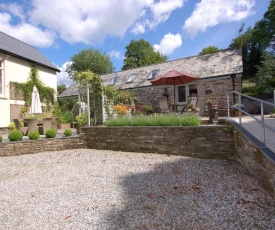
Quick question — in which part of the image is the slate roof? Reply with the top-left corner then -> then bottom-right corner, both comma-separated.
0,31 -> 60,72
58,48 -> 242,99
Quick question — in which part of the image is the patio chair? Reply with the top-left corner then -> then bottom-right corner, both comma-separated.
189,94 -> 198,107
13,119 -> 28,135
157,97 -> 172,113
51,117 -> 59,131
151,99 -> 160,113
42,118 -> 52,135
25,118 -> 38,135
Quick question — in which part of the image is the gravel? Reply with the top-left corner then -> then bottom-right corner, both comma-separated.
0,149 -> 274,229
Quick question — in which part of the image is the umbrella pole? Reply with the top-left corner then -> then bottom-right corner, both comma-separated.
174,83 -> 176,104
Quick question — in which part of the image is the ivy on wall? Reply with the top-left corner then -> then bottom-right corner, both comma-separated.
10,66 -> 55,112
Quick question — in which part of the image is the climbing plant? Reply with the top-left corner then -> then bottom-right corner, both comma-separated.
11,65 -> 55,107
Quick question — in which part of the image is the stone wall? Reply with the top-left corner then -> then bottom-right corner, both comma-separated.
198,76 -> 241,112
81,126 -> 235,159
129,76 -> 241,116
231,121 -> 275,197
0,136 -> 84,157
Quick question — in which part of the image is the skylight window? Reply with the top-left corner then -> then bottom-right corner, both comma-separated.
147,69 -> 159,80
109,76 -> 119,85
126,74 -> 137,83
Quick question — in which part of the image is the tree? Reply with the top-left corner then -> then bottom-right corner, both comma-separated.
57,84 -> 67,95
253,0 -> 275,52
122,39 -> 168,70
66,49 -> 114,80
199,46 -> 220,55
229,0 -> 275,81
230,27 -> 263,80
256,52 -> 275,95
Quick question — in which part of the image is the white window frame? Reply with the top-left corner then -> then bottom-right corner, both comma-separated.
109,76 -> 120,85
0,60 -> 4,97
126,74 -> 137,83
147,69 -> 159,80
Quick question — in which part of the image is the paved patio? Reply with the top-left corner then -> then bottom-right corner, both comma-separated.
231,115 -> 275,153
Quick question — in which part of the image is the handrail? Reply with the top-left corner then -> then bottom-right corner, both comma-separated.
227,91 -> 275,145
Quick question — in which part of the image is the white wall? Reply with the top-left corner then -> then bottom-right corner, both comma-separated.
0,53 -> 57,127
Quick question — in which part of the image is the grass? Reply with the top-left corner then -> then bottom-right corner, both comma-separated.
105,113 -> 201,126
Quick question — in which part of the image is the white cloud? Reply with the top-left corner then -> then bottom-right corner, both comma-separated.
131,23 -> 146,34
0,3 -> 25,20
56,62 -> 73,86
132,0 -> 186,33
183,0 -> 255,37
0,11 -> 55,47
154,33 -> 182,55
30,0 -> 152,44
109,50 -> 121,59
0,0 -> 187,46
149,0 -> 186,28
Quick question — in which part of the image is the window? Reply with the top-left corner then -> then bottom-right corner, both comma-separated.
109,76 -> 119,85
126,74 -> 137,83
188,84 -> 197,95
177,84 -> 198,103
177,85 -> 186,102
147,69 -> 159,80
0,60 -> 3,96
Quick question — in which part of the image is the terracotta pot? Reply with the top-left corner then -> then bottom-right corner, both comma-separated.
234,110 -> 240,117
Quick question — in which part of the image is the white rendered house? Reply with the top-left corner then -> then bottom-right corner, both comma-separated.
0,32 -> 60,128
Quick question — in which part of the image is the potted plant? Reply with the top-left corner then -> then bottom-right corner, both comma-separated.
60,112 -> 72,129
75,112 -> 88,134
141,105 -> 154,115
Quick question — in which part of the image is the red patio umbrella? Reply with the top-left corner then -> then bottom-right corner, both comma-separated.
150,70 -> 199,103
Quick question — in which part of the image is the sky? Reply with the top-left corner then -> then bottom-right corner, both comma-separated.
0,0 -> 270,86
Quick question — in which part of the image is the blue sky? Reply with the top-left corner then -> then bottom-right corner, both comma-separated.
0,0 -> 270,86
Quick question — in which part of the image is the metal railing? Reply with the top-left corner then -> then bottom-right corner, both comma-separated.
227,91 -> 275,145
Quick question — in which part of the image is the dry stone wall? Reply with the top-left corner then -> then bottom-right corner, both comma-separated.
0,136 -> 84,157
81,126 -> 235,159
231,122 -> 275,197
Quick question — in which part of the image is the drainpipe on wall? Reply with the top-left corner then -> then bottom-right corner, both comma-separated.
231,74 -> 236,104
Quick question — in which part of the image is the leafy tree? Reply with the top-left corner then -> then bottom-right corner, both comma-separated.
229,0 -> 275,81
256,52 -> 275,95
199,46 -> 220,55
230,27 -> 264,81
57,84 -> 67,95
75,71 -> 103,125
66,49 -> 114,80
253,0 -> 275,52
122,39 -> 168,70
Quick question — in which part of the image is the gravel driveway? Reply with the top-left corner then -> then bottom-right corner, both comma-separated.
0,149 -> 274,229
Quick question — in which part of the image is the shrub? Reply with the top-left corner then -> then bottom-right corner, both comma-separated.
63,112 -> 73,123
64,129 -> 72,136
45,129 -> 57,138
8,122 -> 15,130
75,112 -> 88,127
112,104 -> 129,116
105,114 -> 200,126
141,105 -> 154,115
0,135 -> 2,143
28,131 -> 40,140
8,130 -> 23,141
